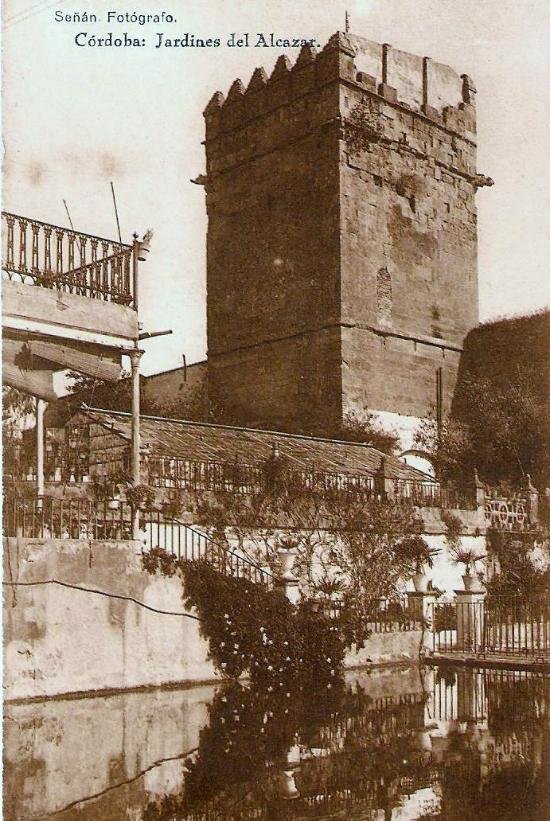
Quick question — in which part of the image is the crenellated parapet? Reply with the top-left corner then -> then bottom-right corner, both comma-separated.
203,31 -> 477,148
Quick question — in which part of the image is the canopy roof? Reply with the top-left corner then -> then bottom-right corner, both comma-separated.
77,407 -> 433,483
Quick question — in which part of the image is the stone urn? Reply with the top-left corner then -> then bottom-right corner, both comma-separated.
277,547 -> 298,579
413,729 -> 433,752
279,768 -> 300,800
279,744 -> 301,800
462,573 -> 479,592
412,572 -> 429,593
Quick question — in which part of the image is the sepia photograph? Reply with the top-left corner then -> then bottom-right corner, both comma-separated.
2,1 -> 549,819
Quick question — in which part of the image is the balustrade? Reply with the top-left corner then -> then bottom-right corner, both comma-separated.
484,496 -> 530,531
2,211 -> 134,306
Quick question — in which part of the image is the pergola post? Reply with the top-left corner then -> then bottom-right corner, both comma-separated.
129,347 -> 143,539
36,397 -> 45,508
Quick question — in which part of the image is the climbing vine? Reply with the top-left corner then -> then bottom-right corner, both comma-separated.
142,549 -> 345,686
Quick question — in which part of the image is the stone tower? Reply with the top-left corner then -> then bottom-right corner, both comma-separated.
201,32 -> 491,439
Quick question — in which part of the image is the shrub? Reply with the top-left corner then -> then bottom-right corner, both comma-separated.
142,550 -> 345,686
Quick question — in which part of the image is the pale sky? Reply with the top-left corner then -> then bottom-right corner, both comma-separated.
3,0 -> 550,375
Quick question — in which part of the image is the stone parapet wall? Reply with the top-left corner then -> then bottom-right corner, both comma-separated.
3,538 -> 218,702
204,33 -> 475,149
4,536 -> 427,702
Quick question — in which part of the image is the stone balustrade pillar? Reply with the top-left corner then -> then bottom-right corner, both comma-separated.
407,590 -> 438,652
473,468 -> 486,510
454,588 -> 486,653
525,474 -> 539,525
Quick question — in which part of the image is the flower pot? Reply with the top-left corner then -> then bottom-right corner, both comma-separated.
462,574 -> 477,591
279,769 -> 300,800
412,572 -> 429,593
413,729 -> 433,752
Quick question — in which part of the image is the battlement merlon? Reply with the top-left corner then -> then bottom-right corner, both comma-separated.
203,31 -> 477,144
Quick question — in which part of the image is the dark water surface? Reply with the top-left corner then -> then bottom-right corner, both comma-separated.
4,665 -> 548,821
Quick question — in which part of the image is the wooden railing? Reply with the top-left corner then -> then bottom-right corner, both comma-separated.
2,211 -> 134,306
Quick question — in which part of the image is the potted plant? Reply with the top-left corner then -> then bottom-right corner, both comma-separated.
314,574 -> 347,601
90,476 -> 122,509
398,535 -> 439,592
125,483 -> 156,511
451,548 -> 486,591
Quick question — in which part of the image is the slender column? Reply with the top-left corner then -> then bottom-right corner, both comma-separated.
36,398 -> 46,507
129,347 -> 143,538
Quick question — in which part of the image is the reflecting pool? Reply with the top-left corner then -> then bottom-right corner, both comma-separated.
4,665 -> 548,820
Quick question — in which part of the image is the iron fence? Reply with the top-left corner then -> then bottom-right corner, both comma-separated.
143,511 -> 275,589
146,456 -> 379,496
319,595 -> 423,632
2,211 -> 134,306
394,480 -> 477,510
2,494 -> 275,590
431,594 -> 550,659
2,493 -> 134,541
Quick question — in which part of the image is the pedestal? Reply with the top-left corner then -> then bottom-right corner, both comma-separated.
407,591 -> 438,652
278,575 -> 300,605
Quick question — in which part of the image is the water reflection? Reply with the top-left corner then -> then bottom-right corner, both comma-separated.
4,665 -> 548,821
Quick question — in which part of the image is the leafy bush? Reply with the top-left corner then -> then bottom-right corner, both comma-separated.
441,510 -> 462,551
485,529 -> 550,602
142,550 -> 345,686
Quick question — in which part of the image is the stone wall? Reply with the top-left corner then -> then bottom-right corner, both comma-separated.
3,536 -> 427,702
3,537 -> 218,701
143,360 -> 208,420
346,629 -> 424,668
204,62 -> 342,431
207,326 -> 343,434
342,328 -> 462,421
